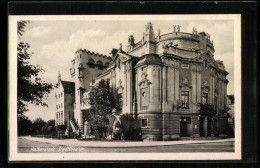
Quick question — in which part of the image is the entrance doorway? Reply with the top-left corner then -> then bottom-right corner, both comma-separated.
207,117 -> 212,136
199,117 -> 205,136
180,117 -> 188,137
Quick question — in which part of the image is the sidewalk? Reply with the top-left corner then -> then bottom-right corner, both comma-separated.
19,136 -> 234,148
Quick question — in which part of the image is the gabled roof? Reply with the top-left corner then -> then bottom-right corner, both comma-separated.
60,80 -> 75,94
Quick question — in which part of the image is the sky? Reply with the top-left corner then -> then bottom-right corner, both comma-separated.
19,19 -> 234,121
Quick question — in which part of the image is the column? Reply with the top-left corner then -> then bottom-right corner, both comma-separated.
168,66 -> 174,102
197,66 -> 201,103
191,64 -> 197,105
175,61 -> 180,101
162,66 -> 167,110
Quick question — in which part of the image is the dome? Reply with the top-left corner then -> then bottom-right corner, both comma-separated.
135,54 -> 162,68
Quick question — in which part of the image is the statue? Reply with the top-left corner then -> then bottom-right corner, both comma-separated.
146,22 -> 153,31
128,35 -> 135,50
173,25 -> 176,32
118,43 -> 122,52
177,25 -> 181,32
192,27 -> 197,34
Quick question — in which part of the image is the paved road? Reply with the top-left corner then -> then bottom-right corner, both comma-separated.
18,137 -> 234,153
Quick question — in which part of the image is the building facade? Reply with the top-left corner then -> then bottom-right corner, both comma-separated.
55,22 -> 230,141
55,72 -> 75,127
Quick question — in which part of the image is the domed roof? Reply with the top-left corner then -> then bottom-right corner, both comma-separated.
135,54 -> 162,68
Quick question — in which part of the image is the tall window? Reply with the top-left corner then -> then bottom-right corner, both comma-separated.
214,96 -> 218,111
204,60 -> 208,68
79,69 -> 83,77
181,91 -> 189,109
118,93 -> 123,110
202,93 -> 208,105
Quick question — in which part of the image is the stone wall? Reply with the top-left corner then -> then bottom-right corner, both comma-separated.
139,113 -> 162,141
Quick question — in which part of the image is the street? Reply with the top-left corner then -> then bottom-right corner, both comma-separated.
18,137 -> 234,153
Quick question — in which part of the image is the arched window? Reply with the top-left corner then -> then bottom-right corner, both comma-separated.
87,58 -> 95,68
88,58 -> 95,64
97,60 -> 103,70
105,62 -> 109,67
97,60 -> 103,66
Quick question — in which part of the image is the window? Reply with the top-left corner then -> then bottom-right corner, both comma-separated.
181,91 -> 189,109
61,92 -> 62,97
118,93 -> 123,110
61,112 -> 63,119
202,93 -> 208,105
56,113 -> 58,119
141,118 -> 148,128
104,62 -> 109,67
87,59 -> 95,67
204,60 -> 208,68
88,58 -> 94,64
97,60 -> 103,70
79,69 -> 83,77
61,103 -> 62,108
214,96 -> 217,111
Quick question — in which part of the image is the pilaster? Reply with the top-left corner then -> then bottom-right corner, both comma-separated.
175,61 -> 180,101
197,65 -> 202,103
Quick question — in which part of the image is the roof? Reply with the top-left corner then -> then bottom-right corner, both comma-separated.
60,80 -> 75,94
135,54 -> 163,68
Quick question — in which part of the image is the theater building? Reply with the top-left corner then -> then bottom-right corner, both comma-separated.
56,22 -> 230,141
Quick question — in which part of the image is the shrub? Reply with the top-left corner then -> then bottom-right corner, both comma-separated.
119,114 -> 142,141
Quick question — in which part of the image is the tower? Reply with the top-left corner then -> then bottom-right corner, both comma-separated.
72,49 -> 111,135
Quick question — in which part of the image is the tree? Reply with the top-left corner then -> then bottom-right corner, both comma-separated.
87,79 -> 116,139
46,119 -> 55,127
17,21 -> 53,116
17,115 -> 33,136
32,117 -> 46,135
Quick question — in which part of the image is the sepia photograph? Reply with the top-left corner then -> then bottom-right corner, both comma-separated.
9,15 -> 241,161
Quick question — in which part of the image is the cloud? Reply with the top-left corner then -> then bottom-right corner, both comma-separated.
24,26 -> 51,39
186,21 -> 234,55
28,28 -> 137,84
